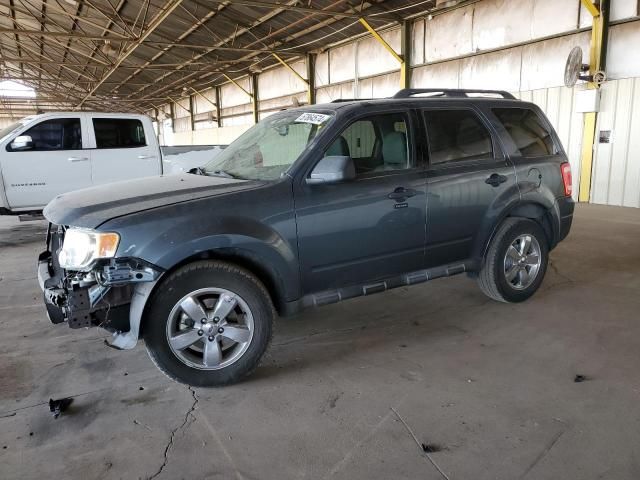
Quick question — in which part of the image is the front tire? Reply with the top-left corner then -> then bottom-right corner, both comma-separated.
478,218 -> 549,303
143,260 -> 274,387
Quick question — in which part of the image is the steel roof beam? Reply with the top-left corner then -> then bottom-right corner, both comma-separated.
77,0 -> 185,108
222,0 -> 398,22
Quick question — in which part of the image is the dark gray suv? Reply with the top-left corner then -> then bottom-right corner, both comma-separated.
38,89 -> 574,386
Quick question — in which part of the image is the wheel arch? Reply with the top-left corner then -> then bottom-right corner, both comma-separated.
476,200 -> 559,266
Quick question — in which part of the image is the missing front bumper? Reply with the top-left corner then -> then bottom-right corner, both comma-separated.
37,251 -> 158,332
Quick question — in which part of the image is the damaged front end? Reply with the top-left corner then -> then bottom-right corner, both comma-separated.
38,224 -> 163,347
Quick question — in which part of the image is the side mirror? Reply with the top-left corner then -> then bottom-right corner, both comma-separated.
10,135 -> 34,151
306,155 -> 356,185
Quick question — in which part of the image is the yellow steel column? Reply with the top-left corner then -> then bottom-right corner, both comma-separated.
578,0 -> 608,202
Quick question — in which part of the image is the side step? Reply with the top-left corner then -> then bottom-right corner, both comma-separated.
306,262 -> 469,308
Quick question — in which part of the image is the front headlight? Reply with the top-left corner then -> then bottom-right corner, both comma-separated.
58,228 -> 120,271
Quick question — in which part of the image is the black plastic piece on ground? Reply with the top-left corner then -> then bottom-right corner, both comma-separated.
49,397 -> 73,419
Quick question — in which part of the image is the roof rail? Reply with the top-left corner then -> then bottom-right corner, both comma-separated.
392,88 -> 516,100
330,98 -> 362,103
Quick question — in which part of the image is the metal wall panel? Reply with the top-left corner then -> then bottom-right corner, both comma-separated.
425,6 -> 473,62
371,72 -> 401,98
329,43 -> 356,84
259,61 -> 307,100
611,0 -> 638,20
591,78 -> 640,207
220,77 -> 252,108
315,52 -> 330,87
357,28 -> 402,78
459,48 -> 522,91
411,61 -> 460,89
472,0 -> 534,51
531,0 -> 579,38
411,19 -> 425,66
608,23 -> 640,80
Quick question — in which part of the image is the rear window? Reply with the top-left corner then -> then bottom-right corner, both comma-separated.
93,118 -> 146,149
492,108 -> 557,157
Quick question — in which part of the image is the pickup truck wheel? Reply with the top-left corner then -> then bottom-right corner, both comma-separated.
478,218 -> 548,303
143,261 -> 274,387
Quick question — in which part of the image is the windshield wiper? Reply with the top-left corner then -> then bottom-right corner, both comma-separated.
208,169 -> 236,179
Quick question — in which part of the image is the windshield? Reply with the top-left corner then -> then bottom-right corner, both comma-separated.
202,110 -> 333,180
0,122 -> 22,143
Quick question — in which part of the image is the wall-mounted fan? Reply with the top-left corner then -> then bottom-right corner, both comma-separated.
564,46 -> 606,87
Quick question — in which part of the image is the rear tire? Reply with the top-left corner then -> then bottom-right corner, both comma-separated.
478,218 -> 548,303
143,260 -> 274,387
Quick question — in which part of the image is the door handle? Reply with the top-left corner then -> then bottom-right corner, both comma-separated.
387,187 -> 417,201
67,156 -> 88,162
485,173 -> 508,187
137,155 -> 155,159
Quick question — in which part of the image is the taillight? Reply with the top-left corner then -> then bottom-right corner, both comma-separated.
560,162 -> 572,197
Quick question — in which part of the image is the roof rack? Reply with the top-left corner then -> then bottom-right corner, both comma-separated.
392,88 -> 516,100
330,98 -> 362,103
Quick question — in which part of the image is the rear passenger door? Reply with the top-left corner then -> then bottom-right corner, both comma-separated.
88,116 -> 159,185
422,106 -> 517,267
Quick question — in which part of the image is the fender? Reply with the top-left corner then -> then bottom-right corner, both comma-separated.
106,221 -> 300,350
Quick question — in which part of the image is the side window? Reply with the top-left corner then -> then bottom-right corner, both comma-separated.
93,118 -> 147,149
325,113 -> 411,174
423,109 -> 493,165
492,108 -> 557,157
11,118 -> 82,151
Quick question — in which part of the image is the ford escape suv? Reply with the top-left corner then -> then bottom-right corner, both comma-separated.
38,89 -> 574,386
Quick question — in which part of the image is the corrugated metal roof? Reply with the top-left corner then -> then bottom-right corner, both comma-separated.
0,0 -> 438,114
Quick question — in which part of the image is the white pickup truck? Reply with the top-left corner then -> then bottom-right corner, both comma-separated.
0,112 -> 223,215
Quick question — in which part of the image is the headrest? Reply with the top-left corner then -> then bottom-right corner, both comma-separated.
382,131 -> 407,166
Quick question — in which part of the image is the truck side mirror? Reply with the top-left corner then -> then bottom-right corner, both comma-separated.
10,135 -> 34,151
306,155 -> 356,185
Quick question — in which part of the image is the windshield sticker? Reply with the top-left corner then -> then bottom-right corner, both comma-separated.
295,113 -> 331,125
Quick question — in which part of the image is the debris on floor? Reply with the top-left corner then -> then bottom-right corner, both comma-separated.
421,443 -> 444,453
574,374 -> 588,383
49,397 -> 73,419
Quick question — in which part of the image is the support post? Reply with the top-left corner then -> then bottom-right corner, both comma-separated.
307,53 -> 316,105
169,102 -> 175,133
251,73 -> 259,124
188,94 -> 195,131
215,86 -> 222,127
400,21 -> 411,89
578,0 -> 609,202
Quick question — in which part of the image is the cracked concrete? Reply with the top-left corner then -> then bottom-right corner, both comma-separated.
148,386 -> 199,480
1,204 -> 640,480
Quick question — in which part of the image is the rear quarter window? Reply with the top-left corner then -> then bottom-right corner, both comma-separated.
93,118 -> 146,149
492,108 -> 557,157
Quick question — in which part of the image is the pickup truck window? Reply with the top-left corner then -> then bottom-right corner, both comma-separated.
93,118 -> 146,149
203,110 -> 333,180
326,113 -> 411,174
492,108 -> 557,157
9,118 -> 82,151
423,109 -> 493,165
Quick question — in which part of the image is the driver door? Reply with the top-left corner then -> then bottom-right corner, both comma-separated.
1,116 -> 92,210
293,110 -> 427,294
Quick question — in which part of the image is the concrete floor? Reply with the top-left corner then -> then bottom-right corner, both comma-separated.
0,204 -> 639,480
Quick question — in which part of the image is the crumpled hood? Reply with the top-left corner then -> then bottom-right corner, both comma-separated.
44,174 -> 257,228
